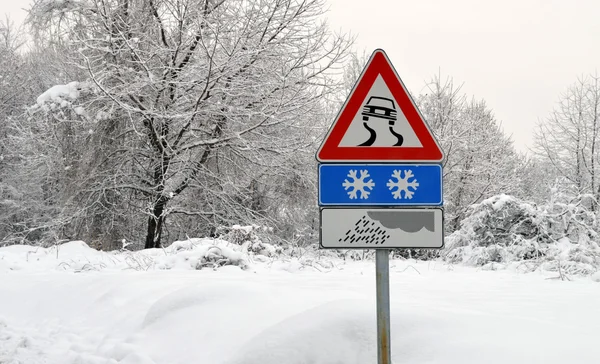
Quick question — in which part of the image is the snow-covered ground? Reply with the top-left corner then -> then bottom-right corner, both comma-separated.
1,240 -> 599,364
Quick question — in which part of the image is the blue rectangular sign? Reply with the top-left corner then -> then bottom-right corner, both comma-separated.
318,164 -> 443,206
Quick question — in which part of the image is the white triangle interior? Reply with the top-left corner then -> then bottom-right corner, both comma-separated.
339,75 -> 423,147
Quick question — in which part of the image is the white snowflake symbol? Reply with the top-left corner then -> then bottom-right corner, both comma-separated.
342,169 -> 375,199
387,169 -> 419,199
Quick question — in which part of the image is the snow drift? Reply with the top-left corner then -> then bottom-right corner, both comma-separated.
1,253 -> 599,364
0,238 -> 270,273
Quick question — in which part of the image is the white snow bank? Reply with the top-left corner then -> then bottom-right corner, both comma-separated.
226,297 -> 600,364
1,266 -> 599,364
0,240 -> 120,272
0,238 -> 291,273
141,283 -> 265,327
224,299 -> 377,364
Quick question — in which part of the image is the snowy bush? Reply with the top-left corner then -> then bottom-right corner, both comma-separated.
443,193 -> 600,276
157,239 -> 249,270
217,224 -> 271,244
212,226 -> 338,271
215,224 -> 283,257
444,194 -> 549,265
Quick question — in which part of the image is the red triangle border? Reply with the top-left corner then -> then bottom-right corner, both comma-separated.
316,49 -> 443,163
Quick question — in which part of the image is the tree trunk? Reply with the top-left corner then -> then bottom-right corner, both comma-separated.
144,195 -> 168,249
451,154 -> 473,231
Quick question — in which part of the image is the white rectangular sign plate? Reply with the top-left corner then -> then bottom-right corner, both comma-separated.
320,207 -> 444,249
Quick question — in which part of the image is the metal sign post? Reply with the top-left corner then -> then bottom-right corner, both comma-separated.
376,249 -> 391,364
315,48 -> 445,364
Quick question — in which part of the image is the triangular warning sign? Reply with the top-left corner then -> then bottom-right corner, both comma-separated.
316,49 -> 444,163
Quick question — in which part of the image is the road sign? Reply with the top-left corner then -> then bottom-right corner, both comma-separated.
319,164 -> 442,206
319,207 -> 444,249
316,49 -> 446,364
316,49 -> 443,163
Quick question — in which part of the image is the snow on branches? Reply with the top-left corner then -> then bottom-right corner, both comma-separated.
444,193 -> 600,277
31,81 -> 93,115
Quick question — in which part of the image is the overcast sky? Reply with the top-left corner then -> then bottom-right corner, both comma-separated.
2,0 -> 600,152
325,0 -> 600,152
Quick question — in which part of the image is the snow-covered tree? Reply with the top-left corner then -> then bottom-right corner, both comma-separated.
0,17 -> 44,244
533,74 -> 600,206
26,0 -> 351,248
514,156 -> 559,204
417,74 -> 524,231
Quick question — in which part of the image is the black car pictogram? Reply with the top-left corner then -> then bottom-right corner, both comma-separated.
362,96 -> 397,124
358,96 -> 403,147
